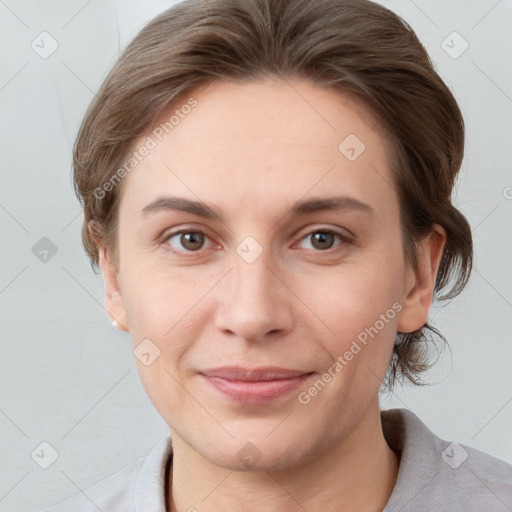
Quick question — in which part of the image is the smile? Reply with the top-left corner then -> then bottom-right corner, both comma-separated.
199,367 -> 315,404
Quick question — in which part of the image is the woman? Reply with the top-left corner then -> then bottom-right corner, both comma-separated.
45,0 -> 512,510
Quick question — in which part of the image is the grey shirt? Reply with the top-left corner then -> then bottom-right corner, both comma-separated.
44,408 -> 512,511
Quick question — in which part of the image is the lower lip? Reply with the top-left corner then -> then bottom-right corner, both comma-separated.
200,373 -> 314,404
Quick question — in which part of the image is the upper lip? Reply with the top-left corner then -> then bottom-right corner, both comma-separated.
200,366 -> 313,382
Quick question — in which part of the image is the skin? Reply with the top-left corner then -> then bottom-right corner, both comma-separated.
98,78 -> 446,512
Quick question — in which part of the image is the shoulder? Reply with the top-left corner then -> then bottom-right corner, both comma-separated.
42,459 -> 143,512
382,408 -> 512,512
42,435 -> 172,512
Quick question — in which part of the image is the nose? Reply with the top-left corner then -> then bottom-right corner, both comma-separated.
214,252 -> 294,343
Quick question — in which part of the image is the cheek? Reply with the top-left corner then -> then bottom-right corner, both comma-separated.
310,265 -> 401,324
298,253 -> 404,363
122,262 -> 214,365
125,276 -> 205,414
122,257 -> 184,325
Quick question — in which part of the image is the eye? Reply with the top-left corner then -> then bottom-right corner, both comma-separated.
297,229 -> 347,251
165,230 -> 214,253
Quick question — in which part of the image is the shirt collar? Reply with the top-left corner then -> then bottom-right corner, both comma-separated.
135,434 -> 173,512
381,408 -> 442,510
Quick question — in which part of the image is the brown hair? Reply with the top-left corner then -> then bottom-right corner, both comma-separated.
73,0 -> 472,387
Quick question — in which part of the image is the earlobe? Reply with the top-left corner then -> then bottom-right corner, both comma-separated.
397,225 -> 446,333
98,245 -> 129,332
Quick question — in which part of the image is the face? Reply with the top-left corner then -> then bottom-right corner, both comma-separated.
102,78 -> 442,471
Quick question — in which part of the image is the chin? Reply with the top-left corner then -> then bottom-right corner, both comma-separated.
192,431 -> 312,473
212,447 -> 307,473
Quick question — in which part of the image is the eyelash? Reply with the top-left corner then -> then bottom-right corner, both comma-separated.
162,227 -> 351,256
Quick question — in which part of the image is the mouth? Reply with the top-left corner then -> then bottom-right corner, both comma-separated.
199,366 -> 315,404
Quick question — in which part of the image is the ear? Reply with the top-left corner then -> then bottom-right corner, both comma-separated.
397,224 -> 446,333
98,245 -> 129,332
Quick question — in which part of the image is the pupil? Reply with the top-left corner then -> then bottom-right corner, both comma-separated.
181,232 -> 204,250
312,232 -> 333,250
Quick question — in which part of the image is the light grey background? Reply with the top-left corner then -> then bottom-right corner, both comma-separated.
1,0 -> 511,510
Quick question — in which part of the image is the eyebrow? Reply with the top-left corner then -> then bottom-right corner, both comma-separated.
141,195 -> 374,221
289,196 -> 374,217
142,197 -> 222,220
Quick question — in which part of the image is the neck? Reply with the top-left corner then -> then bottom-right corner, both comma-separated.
168,399 -> 398,512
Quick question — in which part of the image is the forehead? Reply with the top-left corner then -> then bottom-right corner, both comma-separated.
119,78 -> 398,220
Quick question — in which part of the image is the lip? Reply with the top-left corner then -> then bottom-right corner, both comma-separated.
199,366 -> 314,404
